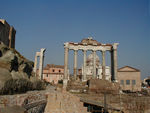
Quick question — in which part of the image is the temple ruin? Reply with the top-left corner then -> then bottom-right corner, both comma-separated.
34,48 -> 46,80
63,37 -> 119,87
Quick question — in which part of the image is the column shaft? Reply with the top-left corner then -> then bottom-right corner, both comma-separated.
39,48 -> 46,80
64,47 -> 69,80
93,50 -> 96,78
83,50 -> 87,81
111,43 -> 119,82
102,51 -> 106,80
113,49 -> 118,81
73,50 -> 78,79
33,53 -> 38,76
39,53 -> 43,79
111,50 -> 114,81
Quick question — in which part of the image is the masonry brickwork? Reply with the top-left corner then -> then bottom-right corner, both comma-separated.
0,19 -> 16,48
44,90 -> 90,113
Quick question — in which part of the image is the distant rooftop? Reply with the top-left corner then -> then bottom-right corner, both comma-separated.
44,64 -> 64,70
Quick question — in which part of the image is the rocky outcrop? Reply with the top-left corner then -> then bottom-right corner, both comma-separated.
0,43 -> 45,95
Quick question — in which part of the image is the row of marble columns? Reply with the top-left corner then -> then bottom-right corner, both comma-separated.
64,46 -> 118,83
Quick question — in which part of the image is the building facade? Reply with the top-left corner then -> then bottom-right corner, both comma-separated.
79,52 -> 111,81
42,64 -> 64,84
118,66 -> 141,92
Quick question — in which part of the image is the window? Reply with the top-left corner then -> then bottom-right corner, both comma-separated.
126,80 -> 130,85
120,80 -> 124,85
59,70 -> 61,73
132,80 -> 136,85
52,69 -> 55,72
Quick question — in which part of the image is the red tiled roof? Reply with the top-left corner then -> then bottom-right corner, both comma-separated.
44,64 -> 64,70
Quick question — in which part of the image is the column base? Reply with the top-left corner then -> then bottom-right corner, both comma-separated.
112,79 -> 118,83
114,80 -> 118,82
63,79 -> 68,89
82,79 -> 87,82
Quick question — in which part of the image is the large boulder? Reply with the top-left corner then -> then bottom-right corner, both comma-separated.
0,68 -> 12,91
0,43 -> 33,74
11,71 -> 28,79
0,43 -> 45,95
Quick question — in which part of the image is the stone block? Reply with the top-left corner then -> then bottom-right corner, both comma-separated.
88,79 -> 120,94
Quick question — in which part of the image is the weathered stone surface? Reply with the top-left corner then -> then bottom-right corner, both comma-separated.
0,105 -> 27,113
19,63 -> 33,77
67,80 -> 88,93
0,68 -> 12,90
30,76 -> 46,90
88,79 -> 120,94
11,71 -> 28,79
0,43 -> 45,95
44,91 -> 89,113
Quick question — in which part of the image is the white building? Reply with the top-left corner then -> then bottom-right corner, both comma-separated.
80,52 -> 111,81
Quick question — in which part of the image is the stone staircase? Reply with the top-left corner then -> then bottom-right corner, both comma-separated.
44,91 -> 90,113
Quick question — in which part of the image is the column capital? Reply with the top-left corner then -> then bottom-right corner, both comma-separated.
112,43 -> 119,50
64,46 -> 69,49
64,42 -> 69,47
64,47 -> 69,52
82,49 -> 87,52
40,48 -> 46,52
92,49 -> 96,52
36,52 -> 41,56
73,48 -> 78,51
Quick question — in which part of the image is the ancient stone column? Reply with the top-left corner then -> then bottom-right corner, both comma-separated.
111,43 -> 119,82
73,49 -> 78,80
102,50 -> 106,80
82,50 -> 87,81
93,50 -> 96,78
64,47 -> 69,86
39,48 -> 46,80
33,52 -> 40,76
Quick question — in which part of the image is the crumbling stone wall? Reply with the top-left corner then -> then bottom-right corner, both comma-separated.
0,90 -> 47,113
44,91 -> 90,113
0,19 -> 16,49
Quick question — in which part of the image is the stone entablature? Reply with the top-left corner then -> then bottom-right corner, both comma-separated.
64,41 -> 112,51
0,19 -> 16,48
63,37 -> 119,88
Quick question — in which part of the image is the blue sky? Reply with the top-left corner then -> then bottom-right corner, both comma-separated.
0,0 -> 150,79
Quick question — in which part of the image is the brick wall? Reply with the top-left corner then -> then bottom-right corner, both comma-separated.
0,19 -> 16,48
